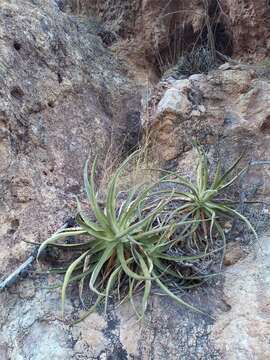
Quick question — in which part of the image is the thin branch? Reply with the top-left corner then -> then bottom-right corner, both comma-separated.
0,218 -> 75,292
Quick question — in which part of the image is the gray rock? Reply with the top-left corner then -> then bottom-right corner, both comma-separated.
0,1 -> 141,357
0,0 -> 140,276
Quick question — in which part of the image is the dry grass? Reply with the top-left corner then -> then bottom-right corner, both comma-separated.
153,1 -> 230,77
98,125 -> 160,200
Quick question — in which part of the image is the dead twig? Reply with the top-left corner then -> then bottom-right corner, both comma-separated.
0,217 -> 75,292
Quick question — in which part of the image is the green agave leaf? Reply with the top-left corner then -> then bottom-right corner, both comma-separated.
117,244 -> 152,280
79,254 -> 92,305
215,154 -> 244,189
119,234 -> 141,246
58,227 -> 85,233
37,229 -> 87,261
77,216 -> 114,242
192,143 -> 208,194
84,157 -> 109,229
106,172 -> 119,233
211,160 -> 222,189
137,253 -> 152,317
118,179 -> 164,228
128,278 -> 142,319
140,224 -> 167,238
154,274 -> 208,316
89,242 -> 116,296
76,196 -> 105,232
44,267 -> 69,274
87,240 -> 108,256
104,265 -> 122,313
44,242 -> 91,249
196,149 -> 205,194
116,199 -> 169,241
220,204 -> 258,240
202,189 -> 218,202
211,220 -> 227,269
133,225 -> 171,240
62,250 -> 91,316
118,186 -> 140,218
73,295 -> 104,324
105,150 -> 140,231
204,205 -> 216,244
66,265 -> 95,284
217,166 -> 247,191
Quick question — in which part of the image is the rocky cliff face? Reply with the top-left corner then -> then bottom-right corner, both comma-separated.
1,0 -> 270,359
223,0 -> 270,60
0,0 -> 141,275
68,0 -> 270,74
143,64 -> 270,200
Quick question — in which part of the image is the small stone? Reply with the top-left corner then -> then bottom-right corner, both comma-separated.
224,221 -> 232,233
156,88 -> 192,118
197,105 -> 206,113
219,62 -> 232,71
191,110 -> 201,117
74,340 -> 87,354
99,351 -> 107,360
172,79 -> 190,91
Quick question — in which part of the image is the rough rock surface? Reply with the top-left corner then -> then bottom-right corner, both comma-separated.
0,275 -> 223,359
0,0 -> 140,275
144,63 -> 270,199
222,0 -> 270,61
64,0 -> 222,80
1,235 -> 270,359
67,0 -> 270,74
1,0 -> 270,359
212,235 -> 270,360
0,1 -> 141,356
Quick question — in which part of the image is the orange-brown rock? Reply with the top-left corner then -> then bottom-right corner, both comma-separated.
144,64 -> 270,199
222,0 -> 270,61
68,0 -> 270,74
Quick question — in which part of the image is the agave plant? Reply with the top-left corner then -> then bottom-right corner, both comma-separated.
158,146 -> 257,256
37,153 -> 210,320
